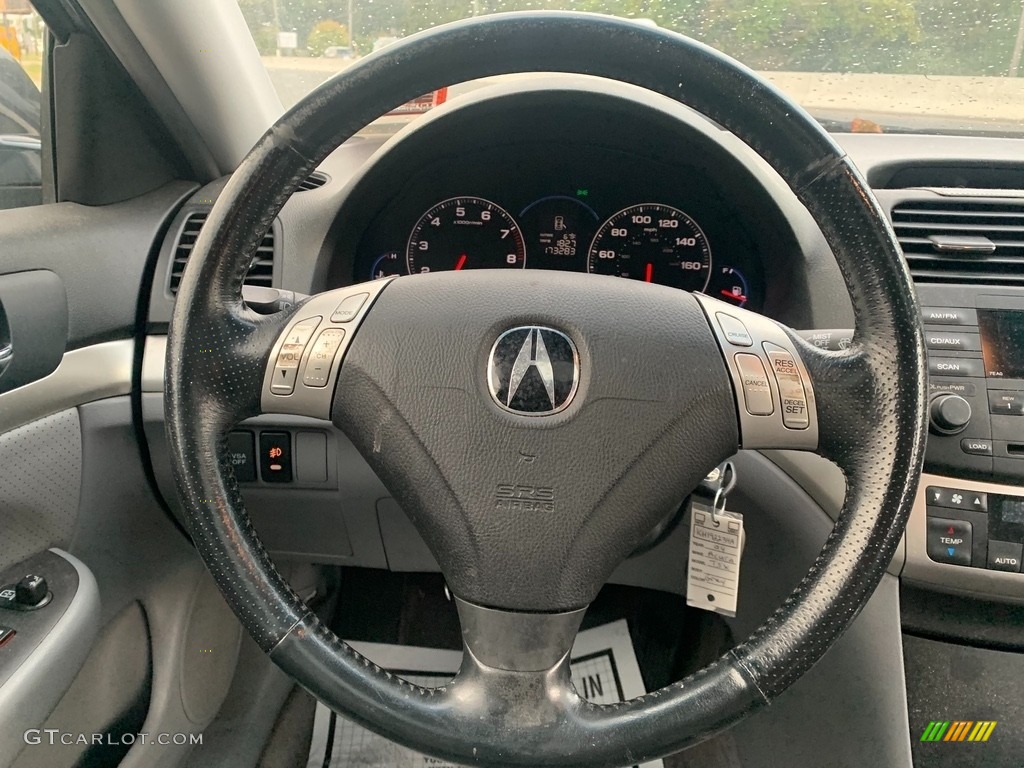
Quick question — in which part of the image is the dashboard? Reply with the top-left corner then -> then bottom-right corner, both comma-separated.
331,83 -> 802,316
351,144 -> 763,310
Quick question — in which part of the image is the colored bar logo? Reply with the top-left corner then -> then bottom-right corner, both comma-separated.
921,721 -> 997,742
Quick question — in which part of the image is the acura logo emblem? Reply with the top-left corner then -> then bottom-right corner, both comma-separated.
488,326 -> 579,415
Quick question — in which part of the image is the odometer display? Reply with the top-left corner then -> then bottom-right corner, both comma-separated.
406,197 -> 526,274
587,204 -> 711,291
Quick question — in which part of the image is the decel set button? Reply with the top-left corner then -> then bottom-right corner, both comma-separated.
763,342 -> 809,430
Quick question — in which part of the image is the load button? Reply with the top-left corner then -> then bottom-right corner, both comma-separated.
763,342 -> 809,430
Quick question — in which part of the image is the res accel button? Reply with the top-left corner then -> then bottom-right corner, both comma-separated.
734,354 -> 774,416
763,342 -> 809,429
716,312 -> 753,347
926,517 -> 972,566
302,329 -> 346,388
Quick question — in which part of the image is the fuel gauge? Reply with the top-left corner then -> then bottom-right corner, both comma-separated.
706,266 -> 750,307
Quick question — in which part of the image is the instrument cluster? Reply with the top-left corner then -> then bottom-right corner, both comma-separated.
351,144 -> 764,310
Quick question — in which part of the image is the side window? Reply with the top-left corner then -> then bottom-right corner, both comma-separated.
0,2 -> 45,210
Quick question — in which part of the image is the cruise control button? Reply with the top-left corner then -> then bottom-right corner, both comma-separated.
716,312 -> 752,347
988,390 -> 1024,416
733,354 -> 773,416
987,540 -> 1022,573
921,307 -> 977,326
925,332 -> 981,352
302,328 -> 346,388
928,357 -> 984,378
926,517 -> 972,566
330,293 -> 369,323
763,342 -> 809,429
961,438 -> 993,456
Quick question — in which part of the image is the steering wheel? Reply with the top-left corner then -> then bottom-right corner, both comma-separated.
166,12 -> 926,767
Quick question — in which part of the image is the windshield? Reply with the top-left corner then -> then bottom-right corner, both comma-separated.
238,1 -> 1024,137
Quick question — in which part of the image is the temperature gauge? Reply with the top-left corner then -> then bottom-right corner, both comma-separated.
369,251 -> 405,280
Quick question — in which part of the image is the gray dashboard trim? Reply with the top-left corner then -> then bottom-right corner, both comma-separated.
0,340 -> 133,434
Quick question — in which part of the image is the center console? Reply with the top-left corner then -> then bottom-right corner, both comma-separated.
908,284 -> 1024,601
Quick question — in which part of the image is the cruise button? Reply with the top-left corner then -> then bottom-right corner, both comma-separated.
926,517 -> 972,566
716,312 -> 753,347
734,354 -> 774,416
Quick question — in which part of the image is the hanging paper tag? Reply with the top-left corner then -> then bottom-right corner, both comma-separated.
686,499 -> 744,618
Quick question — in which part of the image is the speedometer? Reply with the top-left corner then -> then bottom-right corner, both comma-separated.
406,197 -> 526,274
587,204 -> 711,292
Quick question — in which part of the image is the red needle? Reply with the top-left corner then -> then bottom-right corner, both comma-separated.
644,263 -> 653,283
455,254 -> 468,271
721,289 -> 747,302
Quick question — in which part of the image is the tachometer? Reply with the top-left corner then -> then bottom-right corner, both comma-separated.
406,197 -> 526,274
587,204 -> 711,292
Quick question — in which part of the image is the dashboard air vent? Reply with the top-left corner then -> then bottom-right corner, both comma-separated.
169,212 -> 275,293
891,200 -> 1024,285
296,171 -> 329,191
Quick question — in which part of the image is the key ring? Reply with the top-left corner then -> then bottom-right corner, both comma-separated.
710,460 -> 736,527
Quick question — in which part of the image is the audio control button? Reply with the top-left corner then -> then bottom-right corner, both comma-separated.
988,390 -> 1024,416
928,358 -> 984,378
961,438 -> 993,456
921,307 -> 978,326
930,394 -> 972,435
925,332 -> 981,352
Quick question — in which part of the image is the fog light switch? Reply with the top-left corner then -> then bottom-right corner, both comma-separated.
259,432 -> 293,483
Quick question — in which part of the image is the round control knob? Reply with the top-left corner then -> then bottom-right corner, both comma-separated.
930,394 -> 972,435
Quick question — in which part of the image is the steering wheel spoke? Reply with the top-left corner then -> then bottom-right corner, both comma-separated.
695,294 -> 819,451
259,279 -> 395,419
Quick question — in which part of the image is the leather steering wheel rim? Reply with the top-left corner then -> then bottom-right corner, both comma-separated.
165,12 -> 927,767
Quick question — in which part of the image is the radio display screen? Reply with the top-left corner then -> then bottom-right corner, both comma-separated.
978,309 -> 1024,379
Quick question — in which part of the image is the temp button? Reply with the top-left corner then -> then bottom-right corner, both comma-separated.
734,354 -> 774,416
926,517 -> 972,566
